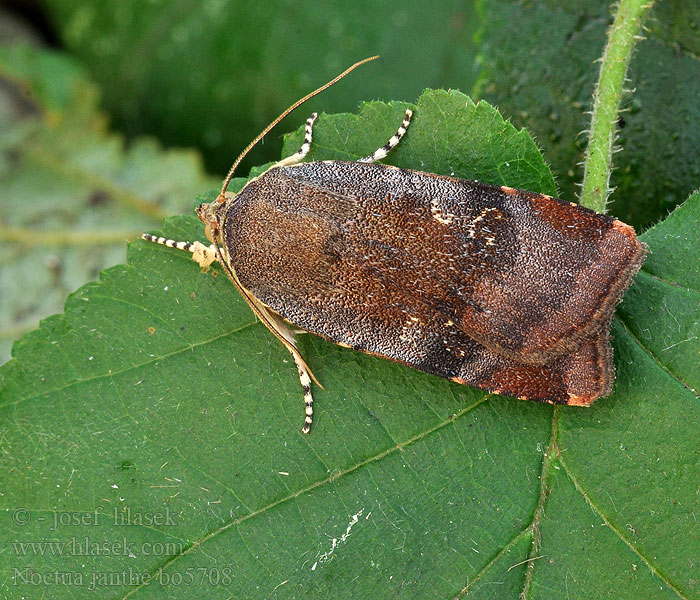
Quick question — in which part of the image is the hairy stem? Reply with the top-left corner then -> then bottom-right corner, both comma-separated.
580,0 -> 655,213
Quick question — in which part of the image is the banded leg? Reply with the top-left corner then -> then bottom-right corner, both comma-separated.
291,351 -> 315,434
358,108 -> 412,163
141,233 -> 218,270
274,112 -> 318,168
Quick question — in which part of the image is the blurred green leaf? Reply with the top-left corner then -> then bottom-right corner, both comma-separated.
1,91 -> 697,599
475,0 -> 700,230
0,44 -> 217,364
42,0 -> 481,175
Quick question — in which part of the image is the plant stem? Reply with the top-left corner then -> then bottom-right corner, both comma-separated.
580,0 -> 655,213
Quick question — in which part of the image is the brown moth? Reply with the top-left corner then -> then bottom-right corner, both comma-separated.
142,58 -> 646,433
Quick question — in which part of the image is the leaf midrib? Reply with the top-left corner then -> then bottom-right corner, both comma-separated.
120,394 -> 490,599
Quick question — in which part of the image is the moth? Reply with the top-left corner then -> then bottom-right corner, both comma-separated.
143,58 -> 646,433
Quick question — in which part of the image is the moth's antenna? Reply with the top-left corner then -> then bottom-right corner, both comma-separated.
217,55 -> 379,201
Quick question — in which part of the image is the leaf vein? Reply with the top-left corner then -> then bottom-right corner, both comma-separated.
557,456 -> 689,600
121,396 -> 489,598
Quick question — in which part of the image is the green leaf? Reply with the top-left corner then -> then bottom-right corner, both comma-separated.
0,44 -> 217,364
476,0 -> 700,231
1,91 -> 697,599
43,0 -> 481,174
616,192 -> 700,392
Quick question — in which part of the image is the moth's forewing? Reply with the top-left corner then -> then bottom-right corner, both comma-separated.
220,162 -> 644,402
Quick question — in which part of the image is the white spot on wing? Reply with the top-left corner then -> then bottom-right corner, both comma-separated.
430,198 -> 455,225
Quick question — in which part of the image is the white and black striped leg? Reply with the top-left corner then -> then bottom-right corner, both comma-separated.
290,352 -> 314,434
358,108 -> 412,163
274,113 -> 318,168
141,233 -> 218,270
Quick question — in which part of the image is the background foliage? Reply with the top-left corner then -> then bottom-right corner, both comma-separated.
0,2 -> 698,598
2,0 -> 698,360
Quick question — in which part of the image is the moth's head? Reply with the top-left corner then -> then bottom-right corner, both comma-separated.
196,200 -> 225,244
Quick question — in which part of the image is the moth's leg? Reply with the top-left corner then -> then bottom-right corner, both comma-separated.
272,319 -> 316,434
358,108 -> 412,163
141,234 -> 218,270
289,349 -> 315,434
274,112 -> 318,168
246,297 -> 320,434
